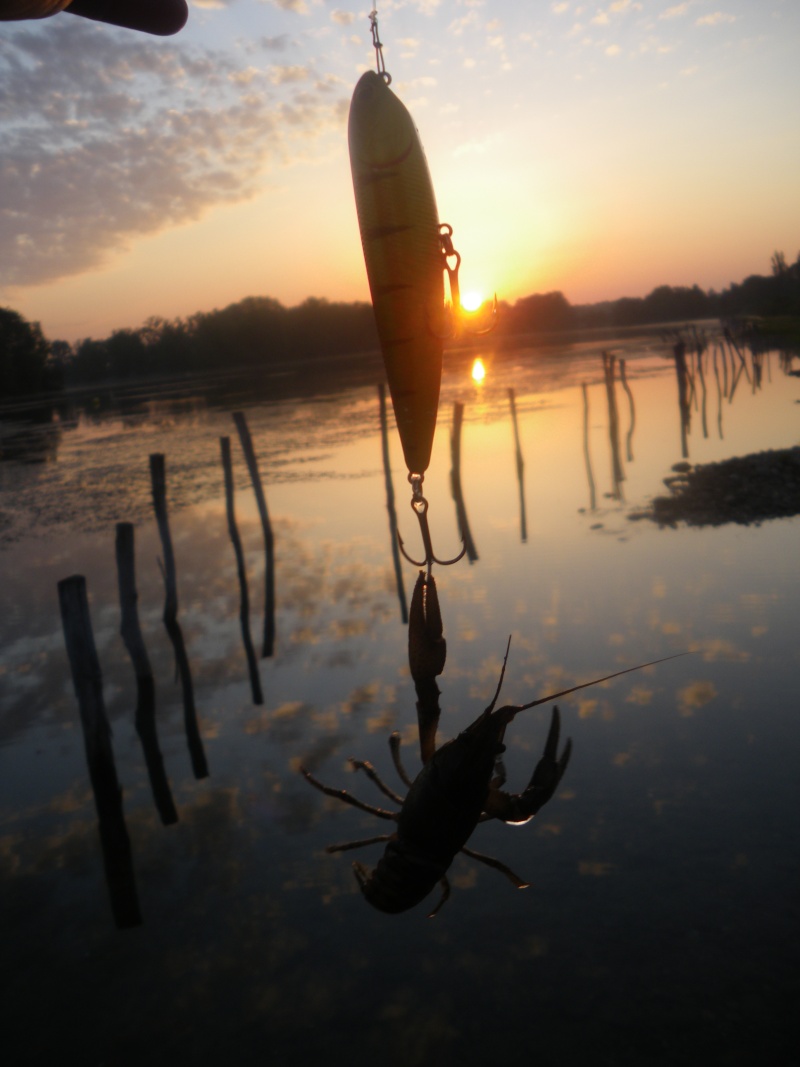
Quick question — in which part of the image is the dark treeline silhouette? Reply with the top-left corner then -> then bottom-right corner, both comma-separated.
2,252 -> 799,397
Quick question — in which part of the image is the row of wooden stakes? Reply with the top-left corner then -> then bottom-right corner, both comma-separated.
57,411 -> 274,927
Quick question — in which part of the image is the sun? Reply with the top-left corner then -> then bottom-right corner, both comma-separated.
471,357 -> 486,383
460,290 -> 484,312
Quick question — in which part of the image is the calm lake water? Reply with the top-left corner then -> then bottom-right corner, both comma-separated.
2,330 -> 798,1066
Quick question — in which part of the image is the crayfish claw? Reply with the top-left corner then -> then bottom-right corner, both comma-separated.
408,570 -> 446,683
483,705 -> 573,825
526,706 -> 572,806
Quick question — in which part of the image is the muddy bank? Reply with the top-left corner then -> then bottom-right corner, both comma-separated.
630,447 -> 800,527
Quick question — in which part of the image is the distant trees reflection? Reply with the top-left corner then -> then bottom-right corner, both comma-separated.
2,251 -> 799,396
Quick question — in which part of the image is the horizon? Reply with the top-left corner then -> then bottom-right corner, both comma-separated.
2,1 -> 799,344
12,259 -> 782,347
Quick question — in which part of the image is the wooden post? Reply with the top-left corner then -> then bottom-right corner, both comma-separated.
149,453 -> 208,779
450,402 -> 478,562
581,383 -> 597,512
220,437 -> 263,705
602,352 -> 625,500
232,412 -> 276,658
58,575 -> 142,928
508,388 -> 527,544
378,384 -> 408,624
672,341 -> 692,459
618,358 -> 636,462
115,522 -> 178,824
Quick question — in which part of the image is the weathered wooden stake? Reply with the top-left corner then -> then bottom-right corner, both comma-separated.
220,436 -> 263,705
450,402 -> 478,563
232,411 -> 276,658
115,522 -> 178,824
58,575 -> 142,929
378,383 -> 409,624
149,453 -> 208,779
581,382 -> 597,512
673,341 -> 692,458
508,388 -> 527,544
618,358 -> 636,462
602,351 -> 625,500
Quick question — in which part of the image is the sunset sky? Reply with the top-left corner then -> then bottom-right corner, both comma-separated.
2,0 -> 799,342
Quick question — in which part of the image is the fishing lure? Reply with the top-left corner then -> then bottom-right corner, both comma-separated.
349,11 -> 484,567
349,66 -> 444,479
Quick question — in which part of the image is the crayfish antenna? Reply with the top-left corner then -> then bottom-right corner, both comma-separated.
511,651 -> 693,716
485,635 -> 512,714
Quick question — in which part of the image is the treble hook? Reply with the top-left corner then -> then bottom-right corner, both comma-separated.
438,223 -> 497,338
397,474 -> 467,571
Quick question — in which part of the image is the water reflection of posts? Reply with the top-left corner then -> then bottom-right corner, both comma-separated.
508,388 -> 527,543
377,384 -> 408,625
149,453 -> 208,779
602,352 -> 625,500
673,340 -> 692,459
115,523 -> 178,826
221,437 -> 263,706
712,346 -> 724,440
58,575 -> 142,929
581,383 -> 597,511
450,402 -> 478,562
695,345 -> 709,439
618,359 -> 636,462
727,351 -> 744,404
232,412 -> 275,658
408,571 -> 446,766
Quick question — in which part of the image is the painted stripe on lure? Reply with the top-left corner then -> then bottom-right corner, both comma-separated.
349,70 -> 445,477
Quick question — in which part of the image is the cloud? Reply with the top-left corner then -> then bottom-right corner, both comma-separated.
696,11 -> 736,26
268,63 -> 312,84
264,0 -> 309,14
329,9 -> 355,26
0,21 -> 345,289
677,680 -> 717,716
659,2 -> 690,17
447,9 -> 479,35
260,34 -> 291,51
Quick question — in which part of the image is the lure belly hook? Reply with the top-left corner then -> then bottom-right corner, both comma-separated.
398,474 -> 467,571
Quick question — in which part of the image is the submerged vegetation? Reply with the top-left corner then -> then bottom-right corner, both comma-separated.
2,251 -> 800,397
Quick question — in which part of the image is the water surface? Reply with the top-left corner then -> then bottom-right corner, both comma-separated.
2,332 -> 798,1065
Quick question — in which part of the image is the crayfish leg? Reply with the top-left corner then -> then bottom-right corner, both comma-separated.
326,834 -> 395,854
460,846 -> 530,889
389,731 -> 414,788
349,758 -> 405,805
300,767 -> 399,821
426,876 -> 452,919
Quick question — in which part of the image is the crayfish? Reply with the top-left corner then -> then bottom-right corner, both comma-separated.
302,682 -> 570,917
302,573 -> 680,916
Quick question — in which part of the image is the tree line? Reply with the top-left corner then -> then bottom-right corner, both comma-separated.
2,251 -> 799,397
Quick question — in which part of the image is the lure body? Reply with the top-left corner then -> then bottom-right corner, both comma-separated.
349,71 -> 444,476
